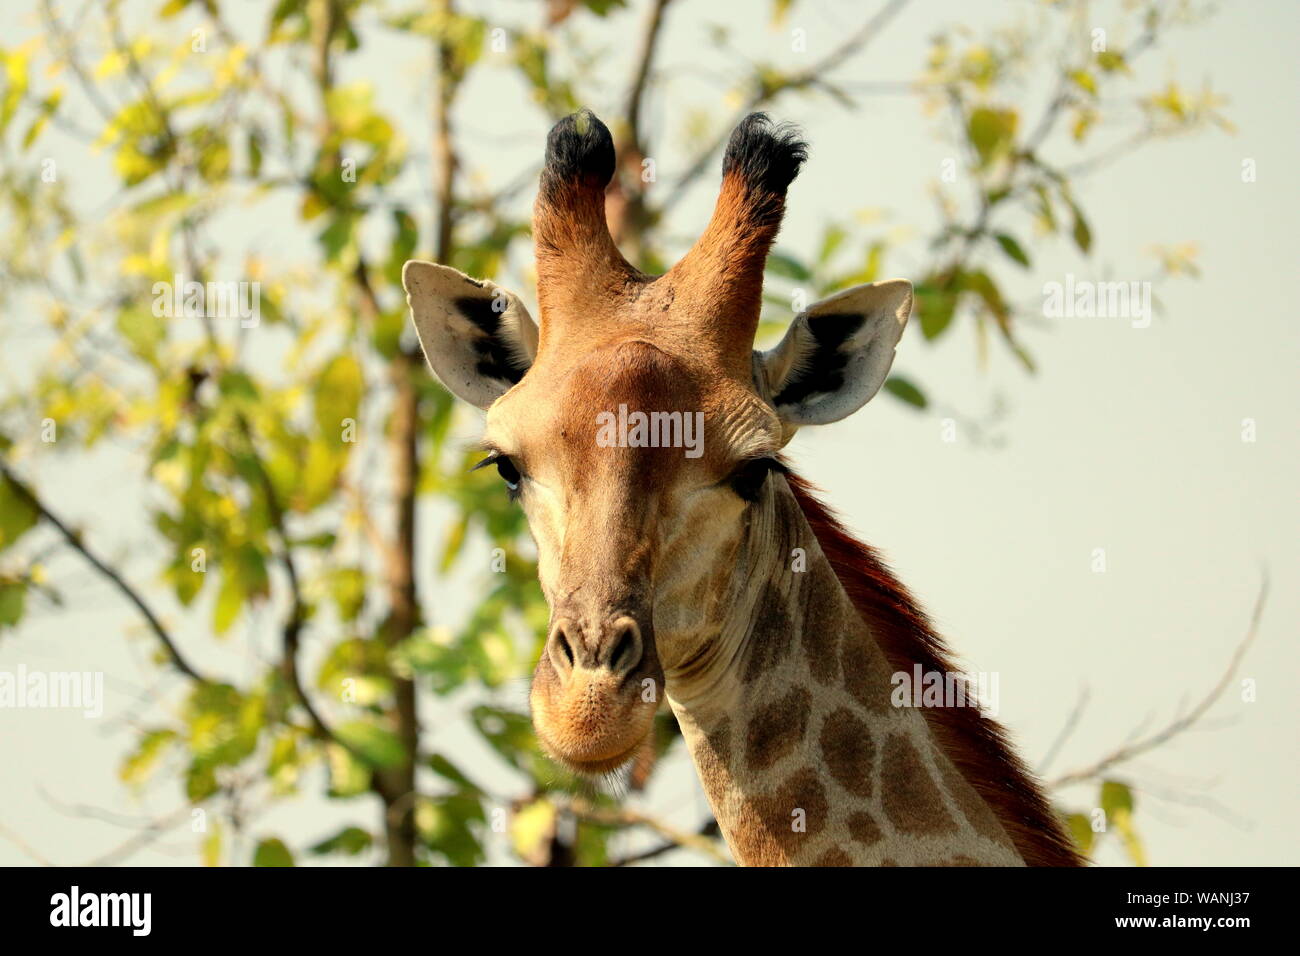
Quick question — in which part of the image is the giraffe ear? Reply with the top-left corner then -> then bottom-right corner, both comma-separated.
756,279 -> 912,428
403,260 -> 539,410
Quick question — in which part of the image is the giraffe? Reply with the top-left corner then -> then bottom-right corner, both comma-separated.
403,109 -> 1083,867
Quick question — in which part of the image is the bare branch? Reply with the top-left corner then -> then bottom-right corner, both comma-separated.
558,797 -> 730,864
0,460 -> 208,684
658,0 -> 911,215
0,820 -> 55,866
607,0 -> 673,251
624,0 -> 673,153
1049,575 -> 1268,790
609,818 -> 720,867
84,803 -> 195,867
1037,686 -> 1091,775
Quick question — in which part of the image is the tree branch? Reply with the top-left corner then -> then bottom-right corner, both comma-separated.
609,818 -> 720,867
1049,575 -> 1268,790
558,797 -> 730,865
0,460 -> 207,684
607,0 -> 673,254
658,0 -> 910,215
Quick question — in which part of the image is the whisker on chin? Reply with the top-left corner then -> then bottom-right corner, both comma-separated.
601,766 -> 632,800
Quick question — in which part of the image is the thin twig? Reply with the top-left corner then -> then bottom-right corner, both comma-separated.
0,460 -> 207,683
0,821 -> 56,866
1037,686 -> 1091,775
1049,575 -> 1268,790
558,797 -> 730,864
658,0 -> 911,214
85,803 -> 196,867
609,818 -> 721,867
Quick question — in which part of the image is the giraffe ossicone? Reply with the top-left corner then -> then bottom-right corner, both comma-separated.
403,108 -> 1082,867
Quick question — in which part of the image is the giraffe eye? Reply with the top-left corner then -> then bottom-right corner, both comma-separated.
729,457 -> 783,502
472,452 -> 522,495
494,456 -> 521,490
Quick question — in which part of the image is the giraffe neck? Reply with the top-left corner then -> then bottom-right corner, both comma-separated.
662,475 -> 1024,866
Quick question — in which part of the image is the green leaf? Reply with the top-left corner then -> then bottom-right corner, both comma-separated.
0,475 -> 39,551
336,720 -> 406,769
1072,209 -> 1093,254
386,208 -> 419,283
313,354 -> 363,442
967,107 -> 1019,168
994,233 -> 1031,268
329,567 -> 366,622
883,375 -> 927,409
816,224 -> 847,266
766,250 -> 813,282
1065,811 -> 1095,856
510,797 -> 557,864
1096,50 -> 1128,74
247,129 -> 264,178
185,761 -> 218,802
309,826 -> 373,856
197,137 -> 231,182
326,742 -> 371,798
1069,70 -> 1097,96
21,88 -> 63,148
209,574 -> 242,640
416,792 -> 485,866
201,819 -> 222,867
0,578 -> 27,629
116,306 -> 166,364
1100,779 -> 1134,816
428,753 -> 481,793
1063,193 -> 1093,254
914,283 -> 957,341
438,515 -> 467,573
252,837 -> 295,867
1100,780 -> 1145,866
318,213 -> 357,264
120,729 -> 177,786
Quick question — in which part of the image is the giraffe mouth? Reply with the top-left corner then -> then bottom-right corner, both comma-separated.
529,653 -> 661,777
537,735 -> 643,776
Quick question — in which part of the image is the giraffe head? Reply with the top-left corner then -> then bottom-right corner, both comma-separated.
404,109 -> 912,774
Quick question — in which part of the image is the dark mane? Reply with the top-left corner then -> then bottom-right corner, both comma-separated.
785,471 -> 1085,867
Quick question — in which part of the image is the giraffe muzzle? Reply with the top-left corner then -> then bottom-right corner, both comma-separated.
530,612 -> 663,774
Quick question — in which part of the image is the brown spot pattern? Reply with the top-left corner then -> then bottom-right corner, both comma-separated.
753,766 -> 828,857
880,734 -> 957,835
846,811 -> 883,846
702,716 -> 734,774
840,633 -> 893,715
745,686 -> 812,771
819,707 -> 875,798
815,848 -> 853,867
800,566 -> 843,685
742,581 -> 795,683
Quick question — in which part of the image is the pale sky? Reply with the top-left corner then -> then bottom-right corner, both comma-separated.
1,0 -> 1296,866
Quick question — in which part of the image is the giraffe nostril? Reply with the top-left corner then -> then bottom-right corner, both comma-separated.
556,630 -> 575,667
547,621 -> 576,678
606,618 -> 643,676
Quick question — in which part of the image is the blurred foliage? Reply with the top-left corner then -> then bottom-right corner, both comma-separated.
0,0 -> 1223,865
